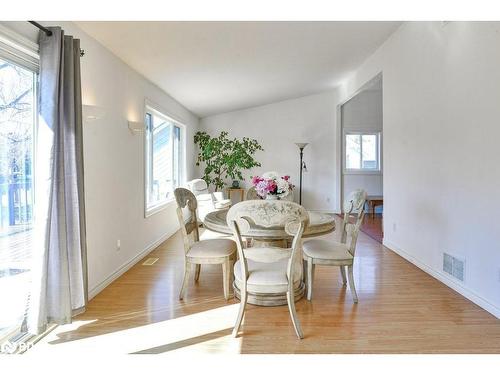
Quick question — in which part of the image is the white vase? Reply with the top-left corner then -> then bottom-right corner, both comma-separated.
266,194 -> 278,200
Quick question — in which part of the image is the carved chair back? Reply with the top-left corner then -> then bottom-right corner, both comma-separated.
344,189 -> 367,214
245,186 -> 261,200
174,187 -> 200,253
227,200 -> 309,284
341,189 -> 367,256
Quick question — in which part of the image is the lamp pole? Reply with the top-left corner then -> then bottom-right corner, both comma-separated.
295,143 -> 308,205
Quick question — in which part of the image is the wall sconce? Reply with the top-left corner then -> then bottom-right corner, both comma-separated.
128,121 -> 145,134
82,105 -> 105,123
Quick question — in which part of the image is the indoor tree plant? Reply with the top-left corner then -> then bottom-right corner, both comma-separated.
194,131 -> 263,191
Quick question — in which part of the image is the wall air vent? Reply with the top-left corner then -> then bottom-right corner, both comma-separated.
443,253 -> 465,282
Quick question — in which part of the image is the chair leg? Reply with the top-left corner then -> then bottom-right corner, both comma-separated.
306,258 -> 314,301
179,261 -> 192,300
347,264 -> 358,303
229,259 -> 234,295
222,259 -> 232,300
194,264 -> 201,282
340,265 -> 347,285
302,259 -> 308,287
287,288 -> 304,339
232,287 -> 247,337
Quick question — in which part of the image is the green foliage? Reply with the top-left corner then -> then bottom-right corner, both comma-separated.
194,131 -> 263,191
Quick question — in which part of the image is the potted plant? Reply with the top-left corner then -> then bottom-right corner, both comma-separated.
194,131 -> 263,191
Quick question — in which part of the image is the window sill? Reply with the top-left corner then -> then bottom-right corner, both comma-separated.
343,170 -> 382,176
145,198 -> 176,218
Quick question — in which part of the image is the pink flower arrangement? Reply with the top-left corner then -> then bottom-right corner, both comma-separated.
251,171 -> 294,199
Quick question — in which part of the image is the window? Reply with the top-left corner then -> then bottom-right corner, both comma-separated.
0,55 -> 37,341
345,132 -> 381,172
144,104 -> 184,215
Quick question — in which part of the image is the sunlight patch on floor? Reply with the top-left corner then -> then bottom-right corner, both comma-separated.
50,319 -> 98,334
28,305 -> 241,355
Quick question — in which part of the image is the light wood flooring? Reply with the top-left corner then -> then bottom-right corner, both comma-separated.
32,216 -> 500,354
360,213 -> 383,244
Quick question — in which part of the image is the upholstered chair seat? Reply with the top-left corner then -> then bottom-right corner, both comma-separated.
302,240 -> 353,262
188,238 -> 236,259
233,256 -> 302,294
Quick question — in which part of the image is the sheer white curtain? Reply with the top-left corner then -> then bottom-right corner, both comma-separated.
27,27 -> 87,335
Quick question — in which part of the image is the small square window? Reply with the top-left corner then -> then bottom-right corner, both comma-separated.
345,132 -> 380,172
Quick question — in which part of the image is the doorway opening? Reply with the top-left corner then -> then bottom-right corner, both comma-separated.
340,75 -> 383,243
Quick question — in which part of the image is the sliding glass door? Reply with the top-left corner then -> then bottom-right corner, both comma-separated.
0,56 -> 37,341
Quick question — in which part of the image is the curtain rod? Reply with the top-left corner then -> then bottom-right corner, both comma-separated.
28,21 -> 85,57
28,21 -> 52,36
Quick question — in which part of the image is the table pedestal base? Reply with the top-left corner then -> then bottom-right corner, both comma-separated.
233,281 -> 305,306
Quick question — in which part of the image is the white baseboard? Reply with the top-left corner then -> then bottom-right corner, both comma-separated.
383,239 -> 500,319
88,228 -> 178,300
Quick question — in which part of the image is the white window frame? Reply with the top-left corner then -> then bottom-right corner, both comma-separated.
343,130 -> 382,175
0,25 -> 40,348
144,100 -> 186,217
0,25 -> 39,73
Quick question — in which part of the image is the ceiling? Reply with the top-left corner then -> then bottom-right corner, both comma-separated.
75,22 -> 401,118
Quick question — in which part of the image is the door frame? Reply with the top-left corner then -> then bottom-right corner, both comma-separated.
336,72 -> 383,213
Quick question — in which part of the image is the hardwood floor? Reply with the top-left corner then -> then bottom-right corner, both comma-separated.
360,213 -> 383,243
31,216 -> 500,354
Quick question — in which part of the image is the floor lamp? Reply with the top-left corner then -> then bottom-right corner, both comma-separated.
295,143 -> 308,205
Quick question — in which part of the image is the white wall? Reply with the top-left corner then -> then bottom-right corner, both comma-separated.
341,88 -> 383,200
344,174 -> 383,199
200,91 -> 339,212
338,21 -> 500,317
0,22 -> 200,298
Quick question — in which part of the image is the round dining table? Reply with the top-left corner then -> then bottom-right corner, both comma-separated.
203,208 -> 336,306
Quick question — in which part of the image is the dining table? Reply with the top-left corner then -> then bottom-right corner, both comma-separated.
203,208 -> 336,306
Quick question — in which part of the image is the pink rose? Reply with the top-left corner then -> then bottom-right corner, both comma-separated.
267,180 -> 277,193
251,176 -> 263,185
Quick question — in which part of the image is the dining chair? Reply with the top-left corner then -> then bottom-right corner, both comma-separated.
227,200 -> 309,339
174,187 -> 237,300
302,189 -> 367,303
245,186 -> 261,200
